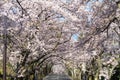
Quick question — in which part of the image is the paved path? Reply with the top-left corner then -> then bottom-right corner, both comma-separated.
43,74 -> 71,80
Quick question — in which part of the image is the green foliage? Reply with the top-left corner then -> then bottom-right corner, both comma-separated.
0,59 -> 53,80
67,67 -> 81,80
65,62 -> 82,80
118,3 -> 120,8
110,63 -> 120,80
0,60 -> 16,79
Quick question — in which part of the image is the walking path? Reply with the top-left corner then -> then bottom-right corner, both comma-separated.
43,74 -> 71,80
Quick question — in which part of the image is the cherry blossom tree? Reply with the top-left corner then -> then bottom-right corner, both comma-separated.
0,0 -> 120,80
